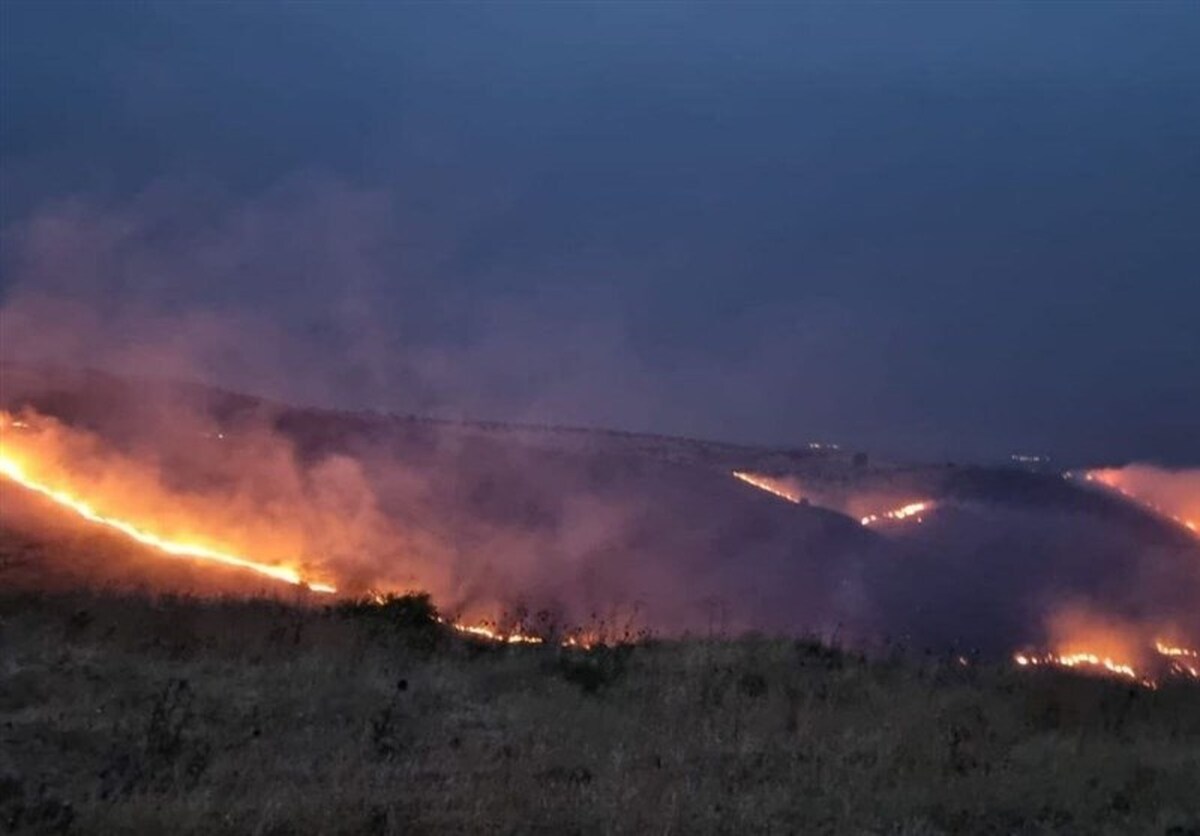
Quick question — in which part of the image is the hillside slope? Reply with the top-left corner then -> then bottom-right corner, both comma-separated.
3,364 -> 1197,655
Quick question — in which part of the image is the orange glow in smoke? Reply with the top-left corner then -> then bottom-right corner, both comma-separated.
0,411 -> 607,649
1013,642 -> 1200,686
1,444 -> 586,646
5,412 -> 1192,667
0,450 -> 337,593
1080,469 -> 1199,538
1010,606 -> 1200,687
1,410 -> 340,592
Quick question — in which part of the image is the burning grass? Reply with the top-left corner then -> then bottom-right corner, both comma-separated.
0,410 -> 341,594
3,587 -> 1199,834
730,469 -> 937,528
1078,468 -> 1200,539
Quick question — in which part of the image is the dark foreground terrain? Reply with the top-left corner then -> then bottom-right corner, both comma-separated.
2,590 -> 1198,835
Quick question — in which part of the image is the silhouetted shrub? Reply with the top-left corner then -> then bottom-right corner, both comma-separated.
553,644 -> 634,694
333,592 -> 444,652
334,592 -> 439,629
794,638 -> 848,670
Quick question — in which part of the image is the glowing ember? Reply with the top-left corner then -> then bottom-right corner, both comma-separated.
442,619 -> 545,645
1155,640 -> 1200,659
435,617 -> 600,648
1013,651 -> 1140,681
0,449 -> 336,594
1155,640 -> 1200,678
731,471 -> 936,528
1013,639 -> 1200,687
731,471 -> 801,503
860,501 -> 934,527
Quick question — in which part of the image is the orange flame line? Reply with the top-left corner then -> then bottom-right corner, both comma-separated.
434,617 -> 603,647
0,453 -> 336,594
1080,471 -> 1198,539
860,501 -> 934,526
731,471 -> 801,503
1013,639 -> 1200,687
441,619 -> 545,645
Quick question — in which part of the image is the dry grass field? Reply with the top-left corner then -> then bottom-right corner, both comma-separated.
3,589 -> 1199,835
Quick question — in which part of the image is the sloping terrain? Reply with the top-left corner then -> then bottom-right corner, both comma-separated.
4,590 -> 1199,835
0,366 -> 881,637
2,364 -> 1197,659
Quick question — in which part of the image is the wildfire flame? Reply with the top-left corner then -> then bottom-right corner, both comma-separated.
730,471 -> 936,528
1078,469 -> 1198,538
1,411 -> 605,649
1154,641 -> 1200,678
731,471 -> 802,503
0,447 -> 589,646
0,452 -> 338,593
1013,639 -> 1200,687
1,410 -> 341,592
1013,651 -> 1141,681
5,414 -> 1191,671
442,620 -> 598,648
440,618 -> 545,645
1009,470 -> 1200,687
859,501 -> 934,527
1155,641 -> 1200,659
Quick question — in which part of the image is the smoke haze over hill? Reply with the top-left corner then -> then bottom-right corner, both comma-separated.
3,370 -> 1198,663
3,3 -> 1199,464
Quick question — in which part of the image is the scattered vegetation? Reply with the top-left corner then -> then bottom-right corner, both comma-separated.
333,592 -> 440,630
333,592 -> 443,654
552,643 -> 635,695
2,590 -> 1199,834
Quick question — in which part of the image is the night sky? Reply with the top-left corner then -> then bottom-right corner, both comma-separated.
2,2 -> 1198,464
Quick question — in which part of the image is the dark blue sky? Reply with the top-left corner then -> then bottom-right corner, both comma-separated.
2,2 -> 1198,464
